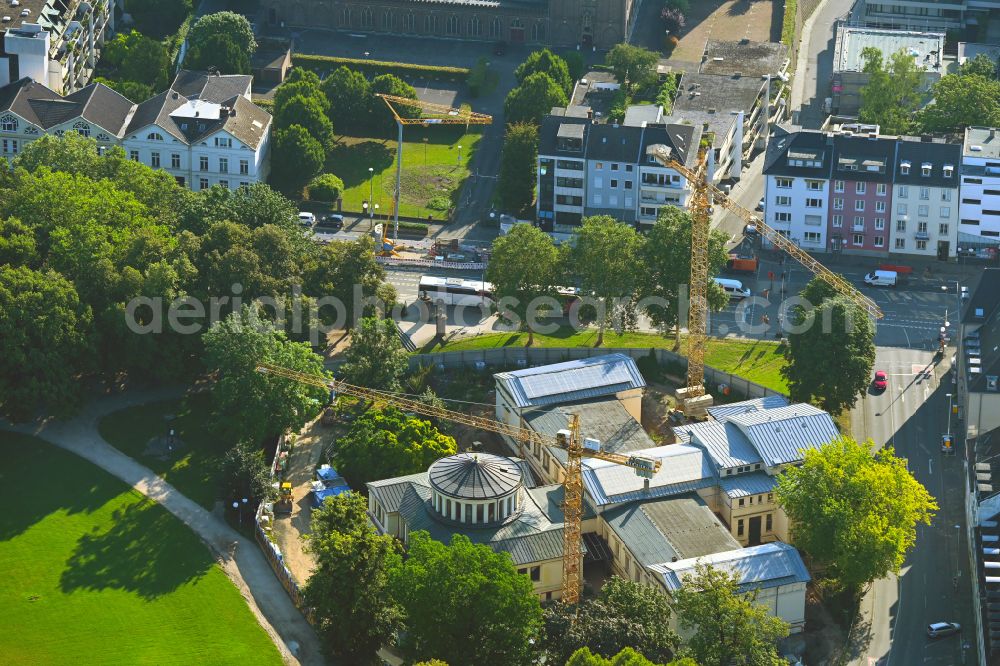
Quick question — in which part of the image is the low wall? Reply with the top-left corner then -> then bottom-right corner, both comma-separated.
409,347 -> 786,400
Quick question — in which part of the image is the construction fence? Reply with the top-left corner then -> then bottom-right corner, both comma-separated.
408,347 -> 787,400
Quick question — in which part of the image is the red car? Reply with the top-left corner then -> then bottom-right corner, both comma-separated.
873,370 -> 887,391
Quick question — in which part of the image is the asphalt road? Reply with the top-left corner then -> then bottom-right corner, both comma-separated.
848,347 -> 977,666
793,0 -> 856,128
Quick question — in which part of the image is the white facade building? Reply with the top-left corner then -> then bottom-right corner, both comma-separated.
0,70 -> 272,190
960,127 -> 1000,243
762,127 -> 834,251
889,137 -> 960,258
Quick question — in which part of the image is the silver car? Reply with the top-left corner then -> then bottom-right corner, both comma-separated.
927,621 -> 960,638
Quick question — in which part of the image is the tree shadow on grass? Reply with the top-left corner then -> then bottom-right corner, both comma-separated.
60,499 -> 214,600
326,140 -> 395,188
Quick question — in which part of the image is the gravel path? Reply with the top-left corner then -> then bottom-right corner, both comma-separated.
2,388 -> 325,666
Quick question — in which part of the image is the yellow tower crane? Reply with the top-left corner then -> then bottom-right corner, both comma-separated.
378,94 -> 493,245
256,362 -> 661,605
645,145 -> 884,416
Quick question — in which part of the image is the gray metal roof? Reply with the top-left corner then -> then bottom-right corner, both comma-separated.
368,473 -> 427,512
428,453 -> 522,500
673,73 -> 763,116
719,471 -> 778,498
527,485 -> 598,523
651,542 -> 811,593
171,70 -> 252,103
706,396 -> 790,421
965,126 -> 1000,159
700,40 -> 789,78
494,353 -> 645,409
678,420 -> 762,470
604,494 -> 741,566
582,444 -> 717,507
524,397 -> 657,457
623,104 -> 662,127
727,404 -> 840,467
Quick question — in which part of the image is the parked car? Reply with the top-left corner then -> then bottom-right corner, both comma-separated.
756,197 -> 765,211
872,370 -> 887,392
318,214 -> 344,229
298,212 -> 316,227
927,621 -> 960,638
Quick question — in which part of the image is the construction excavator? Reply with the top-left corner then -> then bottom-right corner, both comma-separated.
256,362 -> 661,605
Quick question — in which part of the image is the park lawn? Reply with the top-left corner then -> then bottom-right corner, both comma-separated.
326,124 -> 483,220
0,432 -> 281,666
425,327 -> 790,394
98,392 -> 230,509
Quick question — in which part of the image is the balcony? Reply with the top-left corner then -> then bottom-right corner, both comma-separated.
915,231 -> 930,240
852,224 -> 866,232
640,193 -> 680,205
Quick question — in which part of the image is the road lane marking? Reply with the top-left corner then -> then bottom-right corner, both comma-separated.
929,458 -> 933,475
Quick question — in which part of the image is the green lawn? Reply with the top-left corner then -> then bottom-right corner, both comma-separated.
424,327 -> 789,394
0,432 -> 281,665
98,392 -> 230,509
326,125 -> 483,220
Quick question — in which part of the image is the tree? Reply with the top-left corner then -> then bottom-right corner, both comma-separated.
918,72 -> 1000,133
94,78 -> 154,103
187,11 -> 256,66
304,237 -> 385,326
776,436 -> 937,589
338,316 -> 409,391
486,224 -> 559,346
390,532 -> 544,666
515,49 -> 573,96
671,562 -> 790,666
544,577 -> 680,665
661,8 -> 686,34
566,647 -> 699,666
334,406 -> 456,485
185,32 -> 251,75
125,0 -> 193,38
961,53 -> 998,79
274,94 -> 334,146
782,277 -> 876,414
0,266 -> 94,421
638,207 -> 728,347
504,72 -> 569,125
0,217 -> 38,267
569,216 -> 643,345
274,71 -> 330,119
202,306 -> 328,443
220,440 -> 274,504
303,492 -> 403,665
497,122 -> 539,212
307,173 -> 345,202
563,51 -> 586,83
320,66 -> 372,133
271,124 -> 325,192
605,44 -> 659,93
858,47 -> 923,135
101,30 -> 171,90
370,74 -> 418,132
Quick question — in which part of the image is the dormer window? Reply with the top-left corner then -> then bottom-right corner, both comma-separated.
921,163 -> 932,177
944,164 -> 954,177
147,132 -> 164,141
73,121 -> 90,137
0,114 -> 17,132
900,160 -> 910,175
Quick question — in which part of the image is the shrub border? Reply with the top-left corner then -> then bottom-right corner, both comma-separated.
292,54 -> 470,82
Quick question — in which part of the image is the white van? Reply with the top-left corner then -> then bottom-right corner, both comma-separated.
863,270 -> 897,287
297,212 -> 316,227
713,277 -> 751,300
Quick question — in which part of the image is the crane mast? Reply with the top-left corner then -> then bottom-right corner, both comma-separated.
256,363 -> 661,604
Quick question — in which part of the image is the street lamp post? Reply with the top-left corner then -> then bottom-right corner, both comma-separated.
946,392 -> 954,437
363,201 -> 369,230
232,501 -> 240,527
457,144 -> 462,166
368,166 -> 375,218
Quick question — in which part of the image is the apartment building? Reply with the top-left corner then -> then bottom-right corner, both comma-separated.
762,127 -> 834,251
890,138 -> 960,258
536,111 -> 699,231
0,70 -> 272,190
856,0 -> 991,32
0,0 -> 118,94
960,127 -> 1000,243
827,134 -> 896,255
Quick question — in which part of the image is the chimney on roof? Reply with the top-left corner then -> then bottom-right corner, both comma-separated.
587,109 -> 593,119
643,478 -> 651,493
992,129 -> 997,140
230,107 -> 236,117
171,92 -> 178,99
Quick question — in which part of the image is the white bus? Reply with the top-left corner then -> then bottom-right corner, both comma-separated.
418,276 -> 494,308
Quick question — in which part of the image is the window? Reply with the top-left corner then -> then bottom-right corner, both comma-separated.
804,231 -> 821,243
940,206 -> 950,217
834,180 -> 844,192
198,156 -> 208,171
611,179 -> 618,188
0,114 -> 17,131
874,236 -> 884,248
775,178 -> 792,188
360,6 -> 373,27
738,498 -> 745,507
916,239 -> 927,250
171,153 -> 180,169
833,198 -> 844,210
965,177 -> 983,184
832,214 -> 843,227
150,152 -> 160,168
898,185 -> 908,199
73,121 -> 90,137
624,181 -> 633,189
766,514 -> 773,532
767,493 -> 773,502
532,21 -> 545,41
239,159 -> 249,175
919,187 -> 930,200
214,137 -> 232,148
877,183 -> 887,196
922,163 -> 931,177
875,201 -> 885,213
941,189 -> 952,202
856,182 -> 866,194
896,219 -> 906,231
130,150 -> 139,161
219,180 -> 229,189
737,519 -> 745,537
807,180 -> 823,190
340,6 -> 351,25
939,223 -> 949,235
853,216 -> 864,229
382,11 -> 393,30
199,177 -> 209,190
895,237 -> 905,249
900,162 -> 910,175
875,218 -> 885,230
963,198 -> 982,204
749,496 -> 754,505
0,139 -> 17,154
853,233 -> 865,246
917,221 -> 928,233
854,200 -> 865,212
219,157 -> 228,173
24,126 -> 38,135
774,212 -> 791,222
611,163 -> 619,171
640,206 -> 657,217
469,15 -> 481,36
146,132 -> 163,141
445,14 -> 459,34
806,198 -> 822,208
776,195 -> 791,206
944,164 -> 954,178
490,16 -> 502,37
918,205 -> 929,217
403,12 -> 415,31
898,203 -> 908,215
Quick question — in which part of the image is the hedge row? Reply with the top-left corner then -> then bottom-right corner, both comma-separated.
781,0 -> 798,51
292,54 -> 470,82
253,99 -> 274,112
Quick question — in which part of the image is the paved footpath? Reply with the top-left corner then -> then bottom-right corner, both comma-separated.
1,388 -> 325,666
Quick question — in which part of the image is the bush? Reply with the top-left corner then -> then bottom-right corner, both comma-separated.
563,51 -> 586,82
427,196 -> 451,212
292,54 -> 469,82
782,0 -> 798,49
655,74 -> 679,113
661,8 -> 686,33
608,89 -> 631,123
664,35 -> 680,54
307,173 -> 345,202
636,352 -> 664,383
